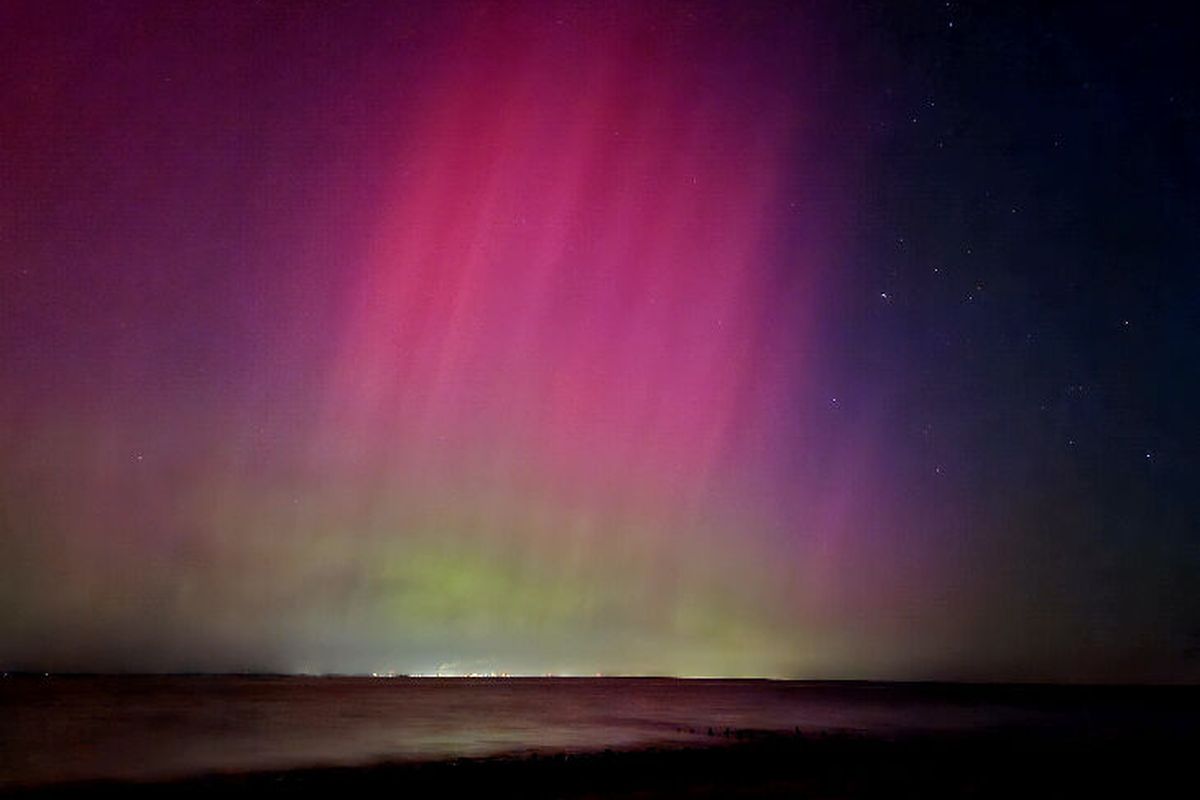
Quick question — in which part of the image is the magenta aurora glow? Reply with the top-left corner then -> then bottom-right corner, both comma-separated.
3,2 -> 1198,682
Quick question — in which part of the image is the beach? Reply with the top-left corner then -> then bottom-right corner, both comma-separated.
3,677 -> 1197,797
6,726 -> 1197,798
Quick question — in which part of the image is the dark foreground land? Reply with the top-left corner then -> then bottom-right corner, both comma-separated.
5,726 -> 1197,799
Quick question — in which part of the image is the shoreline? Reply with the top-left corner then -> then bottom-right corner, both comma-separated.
6,725 -> 1197,799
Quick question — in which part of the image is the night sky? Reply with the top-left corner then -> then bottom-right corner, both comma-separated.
2,1 -> 1197,682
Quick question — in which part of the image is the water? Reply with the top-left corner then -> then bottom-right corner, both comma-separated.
1,676 -> 1195,788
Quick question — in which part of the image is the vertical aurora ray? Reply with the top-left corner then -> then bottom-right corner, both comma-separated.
301,6 -> 815,675
0,2 -> 899,678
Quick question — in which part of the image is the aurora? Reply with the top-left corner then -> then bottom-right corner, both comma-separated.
2,1 -> 1197,685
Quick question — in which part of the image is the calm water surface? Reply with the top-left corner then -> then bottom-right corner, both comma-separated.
1,676 -> 1195,787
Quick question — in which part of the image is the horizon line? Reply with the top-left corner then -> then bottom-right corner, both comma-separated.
3,671 -> 1197,688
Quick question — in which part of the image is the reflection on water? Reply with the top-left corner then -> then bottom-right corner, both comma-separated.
1,676 -> 1195,787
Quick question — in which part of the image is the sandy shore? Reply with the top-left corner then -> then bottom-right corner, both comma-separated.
4,724 -> 1196,799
